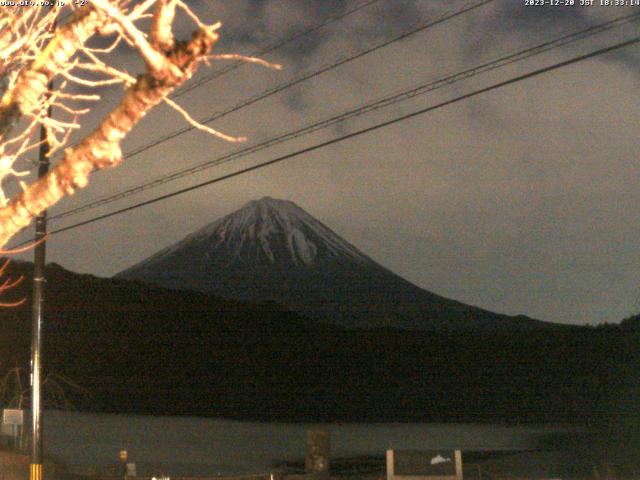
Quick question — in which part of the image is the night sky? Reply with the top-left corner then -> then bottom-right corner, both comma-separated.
8,0 -> 640,326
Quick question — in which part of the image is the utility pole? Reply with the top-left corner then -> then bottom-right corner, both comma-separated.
30,99 -> 51,480
31,10 -> 56,480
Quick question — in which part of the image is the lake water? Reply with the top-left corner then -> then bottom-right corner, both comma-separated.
37,410 -> 573,476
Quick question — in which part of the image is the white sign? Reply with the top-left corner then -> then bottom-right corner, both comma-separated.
2,409 -> 23,426
430,455 -> 451,465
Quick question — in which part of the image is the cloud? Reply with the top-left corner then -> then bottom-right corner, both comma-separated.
20,0 -> 639,326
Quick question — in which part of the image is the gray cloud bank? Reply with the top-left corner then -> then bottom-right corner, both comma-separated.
10,0 -> 640,325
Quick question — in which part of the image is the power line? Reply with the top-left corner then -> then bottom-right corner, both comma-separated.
49,11 -> 640,222
43,0 -> 384,156
173,0 -> 385,99
118,0 -> 495,161
23,34 -> 639,244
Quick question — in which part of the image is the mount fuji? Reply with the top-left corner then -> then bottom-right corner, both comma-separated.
117,197 -> 551,331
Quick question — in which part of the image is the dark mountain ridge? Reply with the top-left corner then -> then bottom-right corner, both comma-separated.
0,259 -> 636,425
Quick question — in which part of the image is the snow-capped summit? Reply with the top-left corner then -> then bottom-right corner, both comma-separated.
117,197 -> 550,331
178,196 -> 369,267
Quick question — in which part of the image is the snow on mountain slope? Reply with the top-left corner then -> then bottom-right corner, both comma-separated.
133,197 -> 371,271
117,197 -> 551,331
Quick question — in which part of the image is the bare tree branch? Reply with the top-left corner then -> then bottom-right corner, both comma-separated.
0,2 -> 274,250
164,97 -> 246,143
0,7 -> 107,138
0,13 -> 221,247
151,0 -> 177,52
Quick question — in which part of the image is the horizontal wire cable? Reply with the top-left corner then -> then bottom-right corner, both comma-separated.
49,11 -> 640,222
113,0 -> 496,162
16,34 -> 636,245
172,0 -> 386,99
